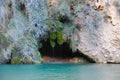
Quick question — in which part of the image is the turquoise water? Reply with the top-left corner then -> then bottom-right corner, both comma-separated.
0,63 -> 120,80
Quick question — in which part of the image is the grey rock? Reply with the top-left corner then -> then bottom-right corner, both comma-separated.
0,0 -> 48,63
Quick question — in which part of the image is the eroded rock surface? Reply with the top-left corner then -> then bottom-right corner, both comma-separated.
48,0 -> 120,63
74,0 -> 120,63
0,0 -> 48,63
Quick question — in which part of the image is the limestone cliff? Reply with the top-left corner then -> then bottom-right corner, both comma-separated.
0,0 -> 120,63
47,0 -> 120,63
74,0 -> 120,63
0,0 -> 48,63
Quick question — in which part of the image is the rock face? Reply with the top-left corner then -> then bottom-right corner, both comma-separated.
0,0 -> 48,63
73,0 -> 120,63
48,0 -> 120,63
0,0 -> 120,63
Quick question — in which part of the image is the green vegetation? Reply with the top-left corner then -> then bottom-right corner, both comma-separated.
56,31 -> 64,45
36,51 -> 42,62
49,31 -> 65,48
46,15 -> 67,48
11,57 -> 21,64
45,11 -> 79,52
11,56 -> 33,64
24,58 -> 33,64
50,40 -> 56,48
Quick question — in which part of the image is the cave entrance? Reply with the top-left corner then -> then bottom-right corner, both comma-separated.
39,40 -> 95,63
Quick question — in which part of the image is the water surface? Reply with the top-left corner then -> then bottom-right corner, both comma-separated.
0,63 -> 120,80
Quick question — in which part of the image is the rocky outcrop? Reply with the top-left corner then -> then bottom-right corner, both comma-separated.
0,0 -> 48,63
73,0 -> 120,63
48,0 -> 120,63
0,0 -> 120,64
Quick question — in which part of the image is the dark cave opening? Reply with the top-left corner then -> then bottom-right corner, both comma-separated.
40,40 -> 79,58
39,40 -> 95,63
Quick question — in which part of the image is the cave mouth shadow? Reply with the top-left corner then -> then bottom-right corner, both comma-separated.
39,40 -> 95,63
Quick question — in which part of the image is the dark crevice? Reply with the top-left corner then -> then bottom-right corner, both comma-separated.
58,15 -> 70,23
19,3 -> 26,11
76,50 -> 95,63
17,1 -> 28,17
35,24 -> 38,27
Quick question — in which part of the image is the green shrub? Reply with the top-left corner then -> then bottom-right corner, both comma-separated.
11,57 -> 21,64
46,18 -> 67,47
50,40 -> 56,48
45,9 -> 80,52
56,31 -> 62,39
49,31 -> 65,47
50,32 -> 56,40
57,31 -> 64,45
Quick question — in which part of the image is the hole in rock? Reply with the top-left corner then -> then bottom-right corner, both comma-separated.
39,40 -> 95,63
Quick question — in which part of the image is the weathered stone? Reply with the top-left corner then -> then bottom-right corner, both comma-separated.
0,0 -> 48,63
73,0 -> 120,63
44,0 -> 120,63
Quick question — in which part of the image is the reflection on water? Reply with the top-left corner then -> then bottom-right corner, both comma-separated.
0,63 -> 120,80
